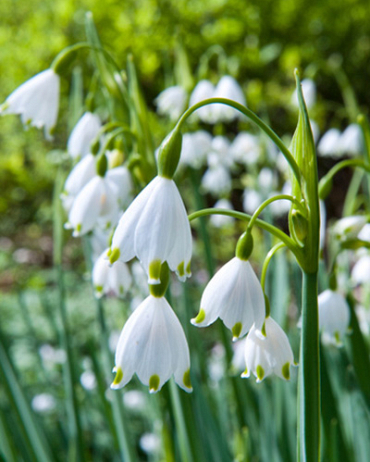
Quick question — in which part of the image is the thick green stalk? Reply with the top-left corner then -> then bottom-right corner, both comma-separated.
298,270 -> 320,462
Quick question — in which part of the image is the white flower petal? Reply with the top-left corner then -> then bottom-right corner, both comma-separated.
67,112 -> 101,159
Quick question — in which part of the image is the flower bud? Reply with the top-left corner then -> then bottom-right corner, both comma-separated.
235,231 -> 254,261
157,126 -> 183,179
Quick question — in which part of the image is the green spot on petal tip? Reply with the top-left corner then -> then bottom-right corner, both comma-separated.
109,247 -> 120,264
183,369 -> 192,389
256,365 -> 265,381
112,367 -> 123,386
192,308 -> 205,324
186,261 -> 191,275
177,261 -> 185,277
282,362 -> 291,380
149,374 -> 160,393
232,322 -> 242,340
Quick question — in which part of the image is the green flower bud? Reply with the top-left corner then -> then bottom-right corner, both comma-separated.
157,126 -> 182,179
149,262 -> 170,298
235,231 -> 254,261
96,153 -> 108,177
290,209 -> 308,244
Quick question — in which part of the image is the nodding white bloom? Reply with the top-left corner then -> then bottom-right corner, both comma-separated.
92,249 -> 132,298
358,223 -> 370,242
317,129 -> 342,157
155,85 -> 187,121
61,154 -> 97,212
258,167 -> 276,192
242,316 -> 295,382
90,228 -> 111,261
212,75 -> 246,122
207,136 -> 233,169
210,199 -> 234,228
291,78 -> 316,109
230,132 -> 261,166
243,189 -> 262,214
105,166 -> 133,208
333,215 -> 367,240
318,289 -> 350,346
338,124 -> 363,157
351,255 -> 370,286
0,69 -> 60,140
201,165 -> 232,196
179,130 -> 212,169
189,79 -> 215,123
66,176 -> 120,236
110,175 -> 192,284
111,295 -> 192,393
191,257 -> 265,340
67,112 -> 101,159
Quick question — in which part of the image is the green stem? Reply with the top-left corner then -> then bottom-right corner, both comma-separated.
319,158 -> 370,195
188,208 -> 301,261
298,270 -> 320,462
177,98 -> 301,184
247,194 -> 306,232
261,243 -> 286,291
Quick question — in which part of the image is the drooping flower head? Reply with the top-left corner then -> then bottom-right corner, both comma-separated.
155,85 -> 188,121
242,316 -> 295,382
92,249 -> 132,298
318,289 -> 350,346
0,69 -> 60,140
67,112 -> 102,159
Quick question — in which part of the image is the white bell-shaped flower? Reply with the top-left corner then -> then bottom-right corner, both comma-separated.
318,289 -> 350,345
111,295 -> 192,393
243,189 -> 261,214
92,249 -> 132,298
61,153 -> 97,212
351,255 -> 370,285
66,176 -> 119,236
212,75 -> 246,122
67,112 -> 101,159
105,166 -> 133,208
317,128 -> 342,158
230,132 -> 261,166
0,69 -> 60,140
155,86 -> 187,121
110,175 -> 192,284
188,79 -> 215,123
207,136 -> 233,169
179,130 -> 212,168
242,316 -> 295,382
191,257 -> 265,340
333,215 -> 367,240
338,124 -> 363,157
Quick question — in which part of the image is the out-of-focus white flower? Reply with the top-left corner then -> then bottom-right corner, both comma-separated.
110,176 -> 192,283
32,393 -> 56,413
208,343 -> 226,383
61,154 -> 97,212
92,249 -> 132,298
210,199 -> 234,227
66,175 -> 120,236
358,223 -> 370,242
201,165 -> 232,197
123,390 -> 146,411
258,167 -> 276,192
191,257 -> 265,340
105,166 -> 133,208
80,370 -> 97,390
131,261 -> 150,296
39,344 -> 66,366
310,120 -> 320,144
243,189 -> 261,214
338,124 -> 363,157
212,75 -> 246,122
189,79 -> 215,123
0,69 -> 60,140
351,255 -> 370,285
111,295 -> 192,393
318,289 -> 350,346
140,433 -> 161,454
230,132 -> 261,166
155,85 -> 187,121
67,112 -> 101,159
317,129 -> 341,157
242,316 -> 295,382
319,200 -> 327,250
180,131 -> 212,168
333,215 -> 367,240
355,305 -> 370,336
231,337 -> 246,372
90,228 -> 111,262
291,78 -> 316,109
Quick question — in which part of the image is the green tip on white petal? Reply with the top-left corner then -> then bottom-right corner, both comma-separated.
186,261 -> 192,277
109,247 -> 120,264
111,367 -> 123,389
148,260 -> 162,285
191,308 -> 206,325
72,223 -> 82,237
256,365 -> 265,382
282,362 -> 291,380
149,374 -> 160,394
241,367 -> 249,378
183,369 -> 193,392
94,285 -> 103,298
232,322 -> 242,341
177,261 -> 185,278
334,331 -> 341,345
0,101 -> 9,112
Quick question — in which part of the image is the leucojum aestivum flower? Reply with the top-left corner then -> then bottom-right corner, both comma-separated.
6,29 -> 370,460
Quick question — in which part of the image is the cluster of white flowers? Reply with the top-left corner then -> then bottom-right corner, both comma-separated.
318,124 -> 363,158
